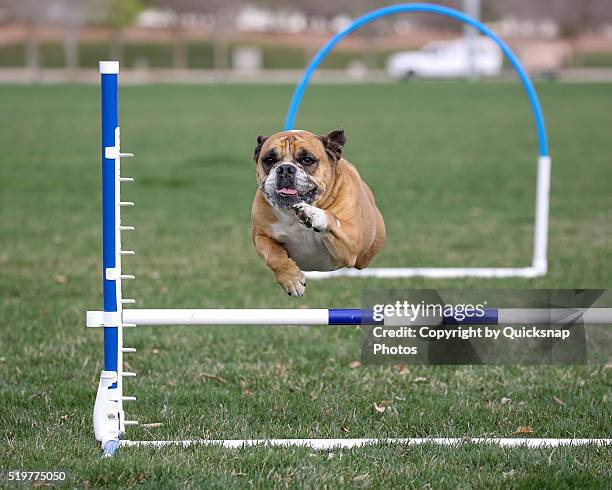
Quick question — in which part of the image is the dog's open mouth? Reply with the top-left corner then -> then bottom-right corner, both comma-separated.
265,181 -> 318,209
276,187 -> 298,196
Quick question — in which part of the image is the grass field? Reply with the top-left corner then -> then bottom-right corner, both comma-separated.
1,81 -> 611,488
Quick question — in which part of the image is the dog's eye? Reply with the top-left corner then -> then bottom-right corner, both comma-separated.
262,156 -> 276,166
302,156 -> 316,165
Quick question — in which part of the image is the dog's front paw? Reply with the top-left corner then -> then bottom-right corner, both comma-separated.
293,203 -> 328,232
274,269 -> 306,297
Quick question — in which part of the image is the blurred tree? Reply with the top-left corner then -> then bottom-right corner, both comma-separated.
105,0 -> 145,62
150,0 -> 244,69
1,0 -> 105,73
1,0 -> 46,74
47,0 -> 93,71
258,0 -> 388,69
486,0 -> 612,34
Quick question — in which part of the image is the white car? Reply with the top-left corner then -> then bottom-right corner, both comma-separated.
386,37 -> 503,80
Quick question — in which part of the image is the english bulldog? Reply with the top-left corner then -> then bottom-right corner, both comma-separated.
251,129 -> 385,297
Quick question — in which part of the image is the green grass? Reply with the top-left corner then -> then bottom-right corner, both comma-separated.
1,82 -> 611,488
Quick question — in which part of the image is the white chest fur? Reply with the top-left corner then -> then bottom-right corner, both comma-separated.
270,208 -> 335,271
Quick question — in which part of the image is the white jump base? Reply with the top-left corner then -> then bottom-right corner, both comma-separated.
121,438 -> 611,449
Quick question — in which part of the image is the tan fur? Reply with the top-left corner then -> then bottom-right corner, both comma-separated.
251,130 -> 385,296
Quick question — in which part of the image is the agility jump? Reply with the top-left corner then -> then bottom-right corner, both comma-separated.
87,4 -> 610,457
283,2 -> 551,280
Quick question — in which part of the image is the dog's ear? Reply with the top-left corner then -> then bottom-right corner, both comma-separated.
253,135 -> 268,162
320,128 -> 346,162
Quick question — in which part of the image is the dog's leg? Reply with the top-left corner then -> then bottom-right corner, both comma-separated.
293,203 -> 361,268
254,233 -> 306,297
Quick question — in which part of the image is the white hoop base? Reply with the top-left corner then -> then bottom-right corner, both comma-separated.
307,155 -> 551,281
305,266 -> 545,280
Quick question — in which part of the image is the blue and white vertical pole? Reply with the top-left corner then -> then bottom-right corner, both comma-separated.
92,61 -> 136,457
101,61 -> 119,382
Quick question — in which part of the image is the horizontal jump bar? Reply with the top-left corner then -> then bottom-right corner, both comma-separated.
118,308 -> 612,327
122,308 -> 339,325
120,438 -> 611,449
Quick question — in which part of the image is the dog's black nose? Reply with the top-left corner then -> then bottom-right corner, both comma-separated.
276,164 -> 296,176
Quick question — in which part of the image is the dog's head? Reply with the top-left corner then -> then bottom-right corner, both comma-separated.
253,129 -> 346,210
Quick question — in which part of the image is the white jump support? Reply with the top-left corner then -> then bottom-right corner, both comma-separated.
93,61 -> 138,457
306,265 -> 544,280
304,157 -> 551,280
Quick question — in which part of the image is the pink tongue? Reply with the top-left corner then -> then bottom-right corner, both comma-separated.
278,188 -> 298,195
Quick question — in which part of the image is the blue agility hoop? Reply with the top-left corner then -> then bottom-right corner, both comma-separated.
284,2 -> 548,157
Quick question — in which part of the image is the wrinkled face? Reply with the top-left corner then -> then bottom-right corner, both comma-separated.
254,129 -> 345,210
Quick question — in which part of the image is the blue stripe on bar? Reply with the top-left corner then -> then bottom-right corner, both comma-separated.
328,309 -> 383,325
329,308 -> 499,326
